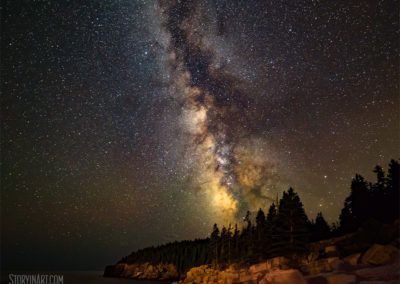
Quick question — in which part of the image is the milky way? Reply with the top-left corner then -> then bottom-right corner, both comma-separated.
1,0 -> 399,270
157,0 -> 283,222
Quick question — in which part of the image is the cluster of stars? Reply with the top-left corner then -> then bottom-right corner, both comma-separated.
1,0 -> 398,270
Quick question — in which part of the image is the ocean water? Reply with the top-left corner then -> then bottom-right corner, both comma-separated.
1,271 -> 172,284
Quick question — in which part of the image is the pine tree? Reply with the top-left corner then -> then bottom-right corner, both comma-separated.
220,226 -> 229,264
386,159 -> 400,222
242,211 -> 256,264
273,188 -> 310,255
265,202 -> 278,256
339,174 -> 370,233
373,165 -> 386,189
227,224 -> 232,265
233,224 -> 239,262
311,212 -> 331,241
255,208 -> 266,260
372,165 -> 387,221
388,159 -> 400,191
210,224 -> 220,268
256,208 -> 266,240
266,203 -> 277,225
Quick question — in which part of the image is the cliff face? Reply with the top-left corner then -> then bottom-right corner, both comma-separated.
104,262 -> 179,280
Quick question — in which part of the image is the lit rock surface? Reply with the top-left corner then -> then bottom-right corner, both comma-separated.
104,227 -> 400,283
360,244 -> 398,266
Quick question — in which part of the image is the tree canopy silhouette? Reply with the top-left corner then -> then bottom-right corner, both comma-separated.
119,159 -> 399,273
339,159 -> 399,233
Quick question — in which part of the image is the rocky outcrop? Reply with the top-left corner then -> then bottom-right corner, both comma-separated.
104,263 -> 126,277
355,255 -> 400,281
105,220 -> 400,283
307,219 -> 400,261
175,261 -> 306,284
261,269 -> 306,284
306,257 -> 342,274
360,244 -> 398,265
172,243 -> 399,284
103,262 -> 179,280
343,253 -> 361,266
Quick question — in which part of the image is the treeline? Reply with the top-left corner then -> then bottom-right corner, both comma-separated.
120,159 -> 399,272
339,159 -> 399,233
121,239 -> 210,272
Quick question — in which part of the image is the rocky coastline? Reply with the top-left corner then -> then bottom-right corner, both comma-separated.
104,221 -> 400,284
173,242 -> 399,284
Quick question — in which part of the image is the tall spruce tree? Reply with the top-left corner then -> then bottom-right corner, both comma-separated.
227,224 -> 232,265
265,202 -> 278,256
220,226 -> 231,265
255,208 -> 267,260
311,212 -> 331,241
243,211 -> 256,264
386,159 -> 399,222
210,224 -> 220,268
266,203 -> 277,225
339,174 -> 370,233
273,188 -> 310,255
233,224 -> 240,262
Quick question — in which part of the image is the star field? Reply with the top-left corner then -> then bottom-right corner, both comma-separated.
1,0 -> 399,270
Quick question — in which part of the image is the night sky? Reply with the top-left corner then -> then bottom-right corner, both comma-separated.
1,0 -> 399,271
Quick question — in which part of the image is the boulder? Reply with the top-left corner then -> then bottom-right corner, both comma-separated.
262,269 -> 306,284
186,265 -> 208,282
330,259 -> 346,272
210,275 -> 218,282
253,273 -> 264,282
343,253 -> 361,266
239,272 -> 253,283
308,257 -> 339,275
160,263 -> 179,280
324,246 -> 339,257
140,264 -> 159,279
249,262 -> 269,274
265,256 -> 290,270
133,271 -> 143,278
360,244 -> 398,265
325,273 -> 356,284
225,271 -> 240,284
